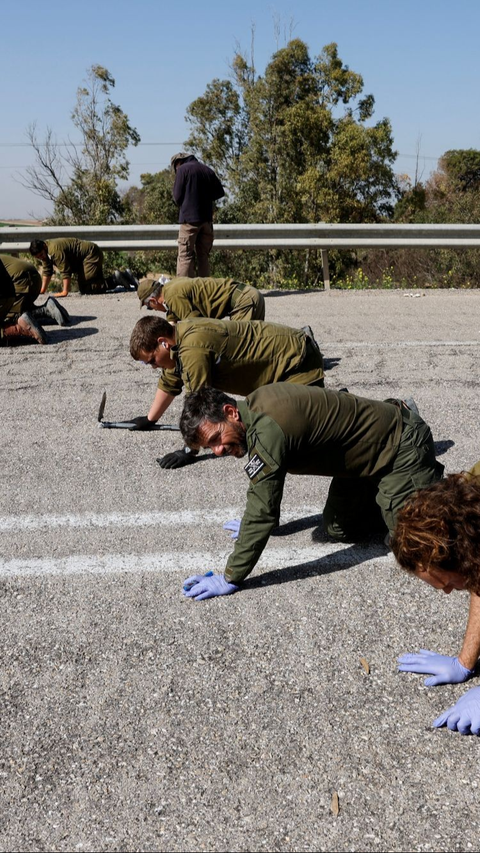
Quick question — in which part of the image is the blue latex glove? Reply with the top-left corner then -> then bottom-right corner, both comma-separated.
183,570 -> 213,591
397,648 -> 474,686
433,686 -> 480,735
183,573 -> 239,601
223,519 -> 241,540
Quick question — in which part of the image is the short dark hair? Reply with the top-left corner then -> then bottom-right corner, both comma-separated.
129,315 -> 174,359
29,239 -> 47,256
180,387 -> 238,447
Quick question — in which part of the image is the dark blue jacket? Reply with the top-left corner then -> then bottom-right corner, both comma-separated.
173,156 -> 225,223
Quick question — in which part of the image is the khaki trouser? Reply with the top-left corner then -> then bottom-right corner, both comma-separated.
229,283 -> 266,321
323,403 -> 444,540
6,269 -> 42,319
283,335 -> 325,388
177,222 -> 214,278
77,247 -> 106,294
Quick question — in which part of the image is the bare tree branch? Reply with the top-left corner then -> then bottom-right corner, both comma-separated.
16,123 -> 70,202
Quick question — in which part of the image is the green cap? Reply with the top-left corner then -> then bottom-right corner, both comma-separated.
137,278 -> 156,306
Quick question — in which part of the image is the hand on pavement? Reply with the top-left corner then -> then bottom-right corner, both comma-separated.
223,519 -> 241,540
183,571 -> 214,591
127,416 -> 156,431
183,573 -> 239,601
397,648 -> 474,686
158,447 -> 194,469
433,685 -> 480,735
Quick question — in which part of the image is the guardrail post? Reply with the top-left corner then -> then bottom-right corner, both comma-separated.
321,249 -> 330,291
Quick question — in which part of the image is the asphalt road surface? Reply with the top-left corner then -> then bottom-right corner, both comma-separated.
1,288 -> 480,852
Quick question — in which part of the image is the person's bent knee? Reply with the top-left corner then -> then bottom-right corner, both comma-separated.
323,502 -> 381,542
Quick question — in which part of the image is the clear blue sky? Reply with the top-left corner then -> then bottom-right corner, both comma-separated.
2,0 -> 479,219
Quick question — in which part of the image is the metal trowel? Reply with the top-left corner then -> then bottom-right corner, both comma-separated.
97,391 -> 181,430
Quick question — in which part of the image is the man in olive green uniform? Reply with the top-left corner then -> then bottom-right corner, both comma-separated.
29,237 -> 121,297
138,275 -> 265,322
128,315 -> 324,468
0,258 -> 47,345
179,384 -> 444,599
0,258 -> 16,327
0,254 -> 70,326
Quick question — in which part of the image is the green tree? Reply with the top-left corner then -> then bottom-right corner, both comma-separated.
186,40 -> 398,225
124,169 -> 178,224
393,174 -> 426,222
435,149 -> 480,194
380,150 -> 480,289
23,65 -> 140,225
183,39 -> 398,285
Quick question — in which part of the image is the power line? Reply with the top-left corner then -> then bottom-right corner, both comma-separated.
0,143 -> 443,163
0,141 -> 184,147
0,163 -> 172,169
397,153 -> 440,162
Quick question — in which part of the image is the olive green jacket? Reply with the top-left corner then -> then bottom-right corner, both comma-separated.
162,277 -> 255,322
224,384 -> 403,584
157,318 -> 311,396
0,259 -> 15,326
0,257 -> 14,294
0,254 -> 39,284
40,238 -> 99,277
0,255 -> 41,312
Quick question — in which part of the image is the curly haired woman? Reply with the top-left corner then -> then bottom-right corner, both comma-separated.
392,462 -> 480,735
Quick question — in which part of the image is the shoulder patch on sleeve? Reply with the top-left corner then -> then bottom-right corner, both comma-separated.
244,453 -> 266,480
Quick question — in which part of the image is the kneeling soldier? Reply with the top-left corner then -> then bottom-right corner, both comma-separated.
178,384 -> 443,598
138,275 -> 265,323
129,316 -> 324,468
0,258 -> 47,345
0,254 -> 70,326
29,238 -> 137,297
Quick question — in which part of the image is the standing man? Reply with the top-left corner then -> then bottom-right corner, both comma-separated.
0,254 -> 70,326
171,153 -> 225,278
178,384 -> 443,597
138,275 -> 265,322
29,238 -> 137,297
128,315 -> 324,468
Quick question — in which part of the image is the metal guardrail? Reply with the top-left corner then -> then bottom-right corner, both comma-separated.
2,223 -> 480,291
3,222 -> 480,249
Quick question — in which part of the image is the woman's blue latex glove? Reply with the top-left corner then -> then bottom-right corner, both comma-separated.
183,573 -> 239,601
434,686 -> 480,735
223,519 -> 241,540
397,648 -> 474,686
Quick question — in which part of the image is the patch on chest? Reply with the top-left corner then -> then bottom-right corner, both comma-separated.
244,453 -> 265,480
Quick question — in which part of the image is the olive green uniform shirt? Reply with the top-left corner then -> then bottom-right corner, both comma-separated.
0,259 -> 15,327
224,384 -> 403,584
0,254 -> 41,316
162,277 -> 264,323
157,318 -> 323,396
40,238 -> 101,278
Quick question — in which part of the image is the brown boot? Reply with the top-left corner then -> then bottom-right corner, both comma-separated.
2,312 -> 48,344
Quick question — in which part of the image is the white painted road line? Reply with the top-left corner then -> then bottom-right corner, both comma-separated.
0,545 -> 394,578
329,340 -> 480,347
0,508 -> 322,533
